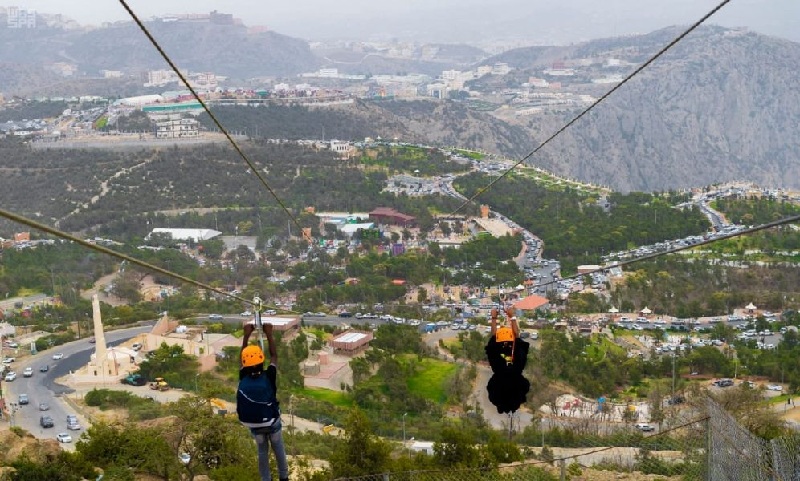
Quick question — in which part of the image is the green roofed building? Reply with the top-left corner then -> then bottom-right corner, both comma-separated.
142,101 -> 204,113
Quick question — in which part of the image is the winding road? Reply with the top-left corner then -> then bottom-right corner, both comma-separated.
3,325 -> 152,446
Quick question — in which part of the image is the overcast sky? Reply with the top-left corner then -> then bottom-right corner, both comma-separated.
3,0 -> 798,45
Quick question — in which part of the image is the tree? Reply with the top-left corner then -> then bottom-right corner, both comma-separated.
328,409 -> 392,478
165,397 -> 257,480
433,425 -> 481,467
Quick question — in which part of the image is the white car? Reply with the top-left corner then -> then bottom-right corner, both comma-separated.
4,371 -> 16,382
2,357 -> 15,364
767,384 -> 783,391
56,433 -> 73,443
52,353 -> 64,360
22,367 -> 33,377
179,453 -> 191,464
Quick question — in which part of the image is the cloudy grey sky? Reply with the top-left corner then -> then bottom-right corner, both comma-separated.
4,0 -> 798,44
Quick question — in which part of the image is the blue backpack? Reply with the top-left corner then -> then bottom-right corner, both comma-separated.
237,374 -> 280,429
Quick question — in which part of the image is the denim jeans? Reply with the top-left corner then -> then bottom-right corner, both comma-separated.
251,418 -> 289,481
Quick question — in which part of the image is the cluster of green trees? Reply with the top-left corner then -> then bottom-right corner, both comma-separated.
453,173 -> 710,273
609,258 -> 800,317
713,196 -> 800,225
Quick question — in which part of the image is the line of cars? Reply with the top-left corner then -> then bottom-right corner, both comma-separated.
39,413 -> 82,444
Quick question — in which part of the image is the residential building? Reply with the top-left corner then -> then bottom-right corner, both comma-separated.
155,118 -> 200,138
101,70 -> 123,79
7,7 -> 36,28
492,63 -> 511,75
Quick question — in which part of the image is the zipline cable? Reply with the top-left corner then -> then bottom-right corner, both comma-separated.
0,190 -> 797,321
117,0 -> 311,243
449,0 -> 733,216
0,206 -> 253,306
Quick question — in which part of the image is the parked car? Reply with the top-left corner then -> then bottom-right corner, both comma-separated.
40,416 -> 54,428
56,433 -> 73,443
2,357 -> 15,364
131,343 -> 143,351
52,353 -> 64,360
767,384 -> 783,391
179,453 -> 191,465
23,367 -> 33,377
4,371 -> 16,382
635,423 -> 655,432
208,314 -> 223,320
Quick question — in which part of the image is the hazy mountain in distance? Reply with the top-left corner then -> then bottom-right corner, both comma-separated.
278,0 -> 800,45
504,27 -> 800,191
0,18 -> 320,81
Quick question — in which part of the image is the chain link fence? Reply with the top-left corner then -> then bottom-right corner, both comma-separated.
329,398 -> 800,481
707,399 -> 800,481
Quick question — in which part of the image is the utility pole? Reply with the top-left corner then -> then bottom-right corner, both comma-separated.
671,352 -> 676,399
402,413 -> 407,455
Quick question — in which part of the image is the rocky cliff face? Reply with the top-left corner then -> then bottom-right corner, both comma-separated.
520,28 -> 800,191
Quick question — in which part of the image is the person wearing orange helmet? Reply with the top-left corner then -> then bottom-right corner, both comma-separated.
237,322 -> 289,481
485,307 -> 530,414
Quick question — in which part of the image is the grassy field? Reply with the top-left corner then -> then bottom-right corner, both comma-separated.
405,356 -> 458,403
298,387 -> 351,407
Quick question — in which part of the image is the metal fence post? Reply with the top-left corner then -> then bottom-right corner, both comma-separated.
706,416 -> 712,481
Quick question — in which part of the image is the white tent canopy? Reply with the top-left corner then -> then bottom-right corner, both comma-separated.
640,307 -> 652,314
745,302 -> 757,310
608,307 -> 619,313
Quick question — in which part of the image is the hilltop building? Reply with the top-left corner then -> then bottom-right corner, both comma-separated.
155,118 -> 200,138
7,6 -> 36,28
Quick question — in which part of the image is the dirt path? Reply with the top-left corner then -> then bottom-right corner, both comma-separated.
55,153 -> 158,229
80,271 -> 127,306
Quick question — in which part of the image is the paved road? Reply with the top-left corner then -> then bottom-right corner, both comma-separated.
4,325 -> 152,446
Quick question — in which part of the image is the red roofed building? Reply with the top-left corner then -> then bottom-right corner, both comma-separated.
512,295 -> 549,313
369,207 -> 416,227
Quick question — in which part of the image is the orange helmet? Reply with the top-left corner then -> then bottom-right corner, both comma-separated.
496,326 -> 515,343
241,345 -> 265,367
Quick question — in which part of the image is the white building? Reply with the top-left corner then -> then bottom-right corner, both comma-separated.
426,82 -> 448,99
7,7 -> 36,28
115,94 -> 164,107
155,118 -> 200,138
442,70 -> 461,81
149,228 -> 222,242
491,63 -> 511,75
318,68 -> 339,78
146,70 -> 178,87
101,70 -> 123,79
330,140 -> 354,158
